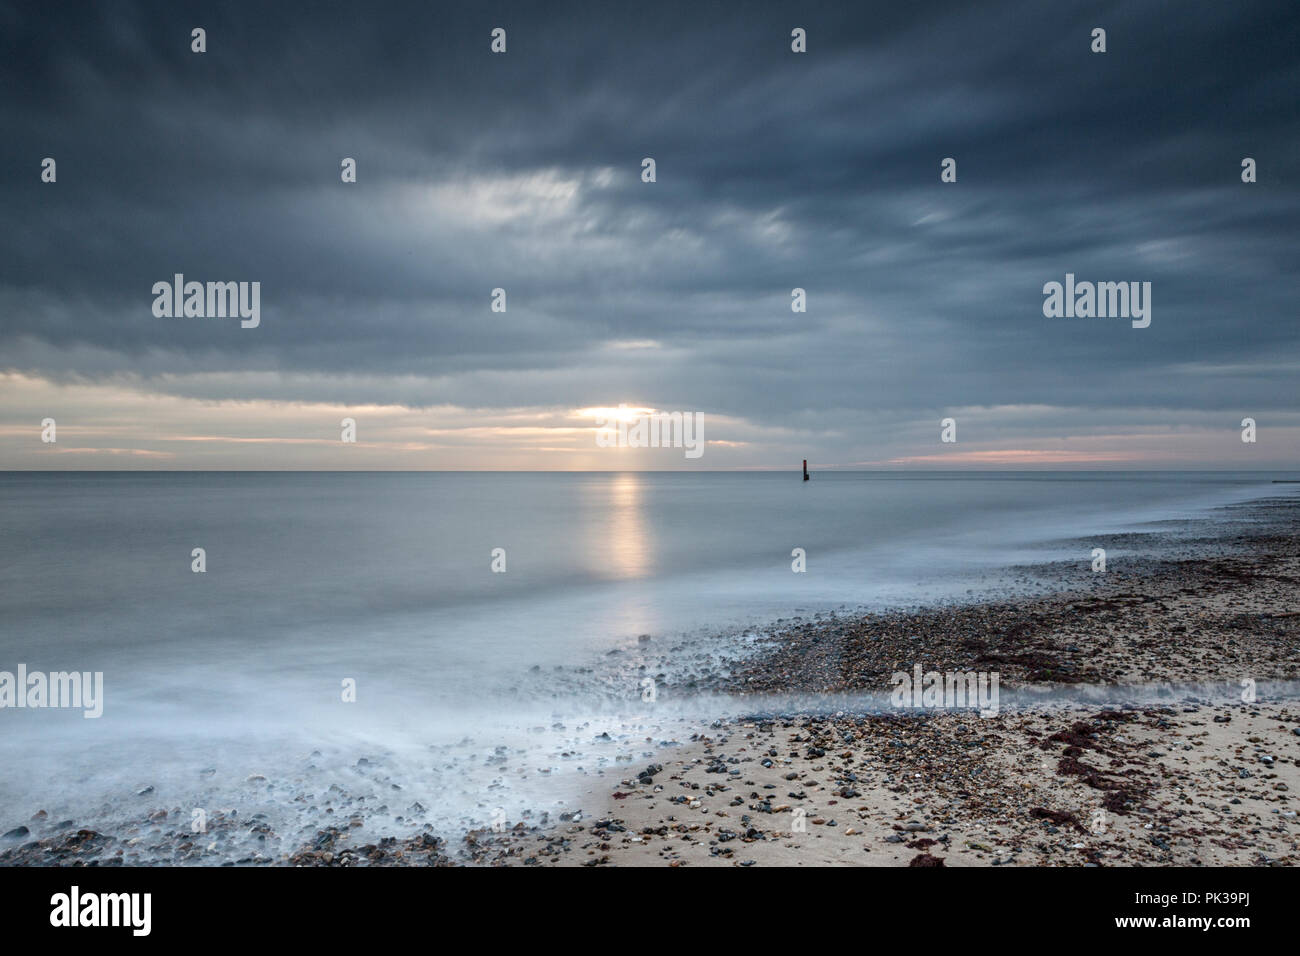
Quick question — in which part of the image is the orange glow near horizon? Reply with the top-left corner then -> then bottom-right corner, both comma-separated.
888,449 -> 1134,465
3,374 -> 1297,470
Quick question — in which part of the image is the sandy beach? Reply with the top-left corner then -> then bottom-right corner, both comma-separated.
459,499 -> 1300,867
462,702 -> 1298,867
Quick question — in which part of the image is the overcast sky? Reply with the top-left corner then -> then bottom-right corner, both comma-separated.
2,0 -> 1297,469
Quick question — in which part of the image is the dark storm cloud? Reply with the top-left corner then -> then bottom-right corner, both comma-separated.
1,0 -> 1297,430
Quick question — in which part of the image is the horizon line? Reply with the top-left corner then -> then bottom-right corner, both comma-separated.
2,467 -> 1297,475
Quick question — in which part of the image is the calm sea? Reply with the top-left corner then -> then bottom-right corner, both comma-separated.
0,470 -> 1295,855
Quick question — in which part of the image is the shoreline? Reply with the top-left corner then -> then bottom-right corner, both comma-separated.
3,495 -> 1298,866
463,497 -> 1300,866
